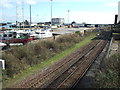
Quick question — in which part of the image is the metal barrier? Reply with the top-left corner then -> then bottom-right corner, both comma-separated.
0,62 -> 2,90
106,37 -> 113,58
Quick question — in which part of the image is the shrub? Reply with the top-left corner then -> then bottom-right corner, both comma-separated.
96,54 -> 120,88
56,34 -> 80,44
75,31 -> 80,35
42,40 -> 59,51
10,46 -> 28,60
2,32 -> 94,79
2,53 -> 24,78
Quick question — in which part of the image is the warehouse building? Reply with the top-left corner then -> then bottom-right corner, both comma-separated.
52,18 -> 64,26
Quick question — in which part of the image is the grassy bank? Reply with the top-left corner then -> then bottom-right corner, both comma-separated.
96,47 -> 120,88
3,32 -> 96,88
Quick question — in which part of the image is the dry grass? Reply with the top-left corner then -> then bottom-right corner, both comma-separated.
96,54 -> 120,88
2,32 -> 93,80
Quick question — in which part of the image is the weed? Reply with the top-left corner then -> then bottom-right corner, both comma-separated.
96,54 -> 120,88
2,32 -> 94,80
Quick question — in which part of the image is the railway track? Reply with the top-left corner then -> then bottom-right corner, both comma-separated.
13,31 -> 110,88
47,40 -> 107,88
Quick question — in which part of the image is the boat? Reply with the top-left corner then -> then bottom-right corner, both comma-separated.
0,4 -> 34,45
33,28 -> 53,39
0,31 -> 34,44
0,42 -> 6,47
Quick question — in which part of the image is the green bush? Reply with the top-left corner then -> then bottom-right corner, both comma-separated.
75,31 -> 80,35
56,33 -> 82,44
2,32 -> 93,79
2,53 -> 25,78
96,54 -> 120,88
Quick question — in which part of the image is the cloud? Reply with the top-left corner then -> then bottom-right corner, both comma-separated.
1,0 -> 115,3
3,3 -> 13,8
25,0 -> 37,5
0,0 -> 14,8
0,0 -> 36,8
0,0 -> 117,24
60,3 -> 67,6
0,12 -> 2,22
104,2 -> 118,7
0,0 -> 37,9
35,0 -> 117,3
1,0 -> 118,3
17,1 -> 22,5
1,0 -> 118,6
66,11 -> 115,24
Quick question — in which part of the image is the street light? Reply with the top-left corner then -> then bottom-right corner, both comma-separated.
22,1 -> 24,29
50,0 -> 53,28
30,5 -> 31,29
37,14 -> 38,27
68,10 -> 70,24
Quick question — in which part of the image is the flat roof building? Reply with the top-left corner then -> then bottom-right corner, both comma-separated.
52,18 -> 64,25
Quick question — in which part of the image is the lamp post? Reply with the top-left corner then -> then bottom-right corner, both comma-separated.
37,14 -> 38,22
30,5 -> 31,29
37,14 -> 38,27
68,10 -> 70,24
22,1 -> 24,29
50,0 -> 53,28
16,2 -> 18,28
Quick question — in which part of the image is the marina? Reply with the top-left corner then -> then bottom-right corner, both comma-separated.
0,22 -> 95,48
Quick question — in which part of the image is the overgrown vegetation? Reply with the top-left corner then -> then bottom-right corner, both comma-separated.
2,31 -> 95,86
96,53 -> 120,88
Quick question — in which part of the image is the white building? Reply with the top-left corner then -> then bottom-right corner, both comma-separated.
118,1 -> 120,22
52,18 -> 64,25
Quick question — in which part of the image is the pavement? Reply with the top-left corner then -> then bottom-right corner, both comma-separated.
110,41 -> 119,56
51,27 -> 93,35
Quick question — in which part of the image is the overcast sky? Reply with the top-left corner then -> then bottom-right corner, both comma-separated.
0,0 -> 119,24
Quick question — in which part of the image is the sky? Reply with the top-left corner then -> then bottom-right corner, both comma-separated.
0,0 -> 119,24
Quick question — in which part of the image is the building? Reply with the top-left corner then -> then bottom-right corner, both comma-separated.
114,15 -> 118,24
118,1 -> 120,23
52,18 -> 64,25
